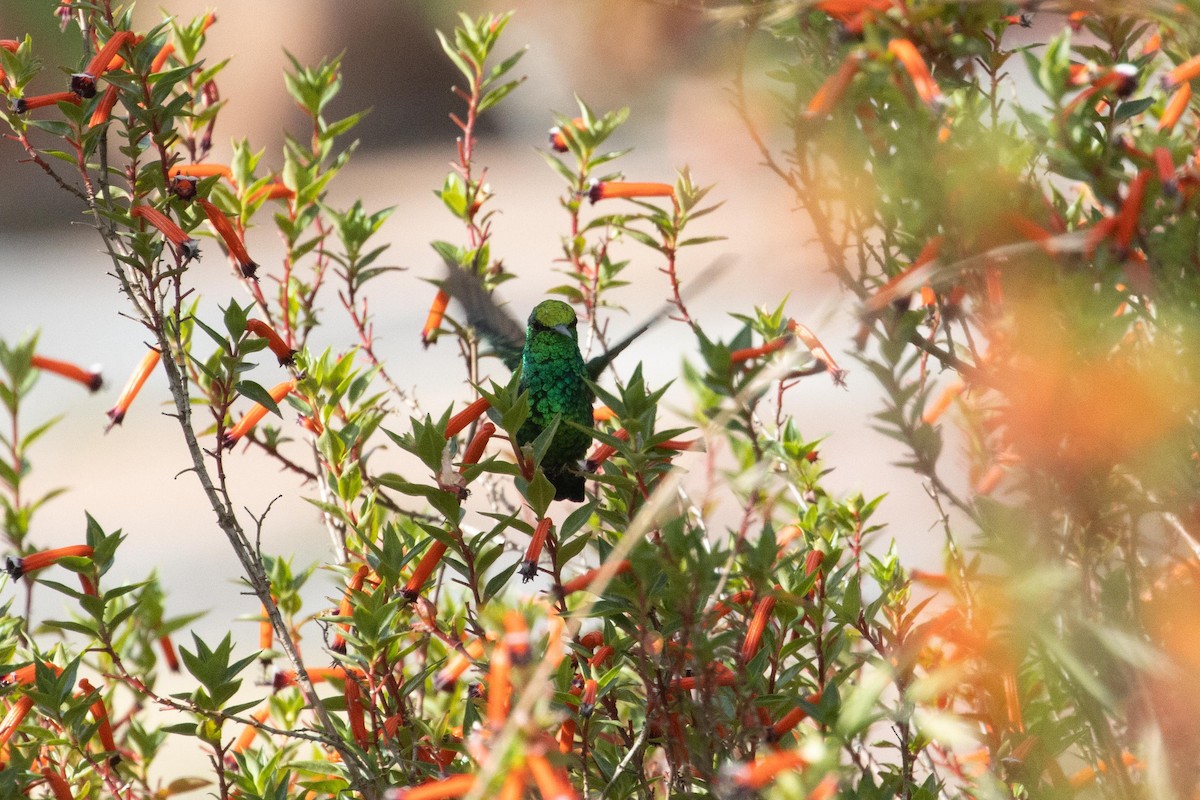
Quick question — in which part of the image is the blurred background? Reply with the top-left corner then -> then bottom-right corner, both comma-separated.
0,0 -> 957,747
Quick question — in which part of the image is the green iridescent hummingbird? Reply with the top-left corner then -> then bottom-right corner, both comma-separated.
442,267 -> 659,502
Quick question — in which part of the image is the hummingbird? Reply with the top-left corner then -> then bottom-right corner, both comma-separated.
441,266 -> 661,501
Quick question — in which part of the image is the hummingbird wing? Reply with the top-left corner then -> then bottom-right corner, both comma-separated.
440,259 -> 526,372
585,256 -> 733,381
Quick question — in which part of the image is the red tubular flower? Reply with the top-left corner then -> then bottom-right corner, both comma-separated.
579,678 -> 598,718
740,594 -> 778,663
434,638 -> 483,691
559,560 -> 632,596
150,42 -> 175,73
106,349 -> 160,427
521,518 -> 553,583
729,749 -> 808,789
344,677 -> 369,747
805,52 -> 862,118
130,204 -> 201,262
30,354 -> 102,392
221,379 -> 297,449
558,716 -> 577,753
331,564 -> 370,654
1114,169 -> 1151,252
245,319 -> 295,365
1153,147 -> 1177,195
78,679 -> 118,759
589,645 -> 614,669
668,664 -> 737,692
548,116 -> 585,152
1163,53 -> 1200,90
88,84 -> 120,128
273,666 -> 358,691
585,428 -> 629,471
587,180 -> 675,203
5,545 -> 94,579
421,288 -> 451,347
403,540 -> 449,601
579,631 -> 604,651
710,588 -> 755,621
887,39 -> 943,109
71,30 -> 136,98
768,692 -> 823,742
498,769 -> 527,800
444,396 -> 491,439
11,92 -> 82,114
0,695 -> 35,749
788,321 -> 847,387
40,767 -> 74,800
197,198 -> 258,278
1159,82 -> 1192,132
503,610 -> 531,665
486,641 -> 512,729
459,422 -> 496,473
388,773 -> 474,800
0,662 -> 60,688
730,336 -> 790,365
158,634 -> 180,672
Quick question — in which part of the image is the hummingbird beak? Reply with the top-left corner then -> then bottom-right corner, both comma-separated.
552,323 -> 572,338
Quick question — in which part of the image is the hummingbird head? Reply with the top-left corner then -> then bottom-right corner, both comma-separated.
528,300 -> 577,339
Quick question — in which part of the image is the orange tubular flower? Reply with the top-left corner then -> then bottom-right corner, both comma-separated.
503,610 -> 531,665
0,695 -> 35,749
259,602 -> 274,656
273,666 -> 358,691
669,666 -> 737,693
768,692 -> 823,742
158,634 -> 180,672
740,594 -> 778,663
498,769 -> 527,800
730,335 -> 790,365
1,662 -> 60,688
78,679 -> 117,758
221,379 -> 297,449
459,422 -> 496,473
331,564 -> 370,654
245,319 -> 295,365
150,42 -> 175,72
106,349 -> 160,427
559,560 -> 632,596
1153,147 -> 1177,195
434,633 -> 484,690
5,545 -> 94,579
1068,752 -> 1142,789
40,767 -> 74,800
592,405 -> 616,422
388,773 -> 474,800
806,52 -> 863,118
730,749 -> 808,790
789,321 -> 847,386
344,677 -> 369,747
1159,82 -> 1192,132
548,116 -> 585,152
233,704 -> 271,753
197,198 -> 258,278
521,518 -> 553,583
168,163 -> 234,182
30,354 -> 102,392
586,428 -> 630,471
403,540 -> 449,600
526,753 -> 579,800
445,396 -> 491,439
588,181 -> 675,204
589,645 -> 615,669
1163,54 -> 1200,90
88,84 -> 120,128
487,641 -> 512,729
11,92 -> 82,113
922,377 -> 965,425
70,30 -> 136,98
130,204 -> 201,262
247,182 -> 294,204
579,631 -> 604,651
887,39 -> 943,109
421,288 -> 451,347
